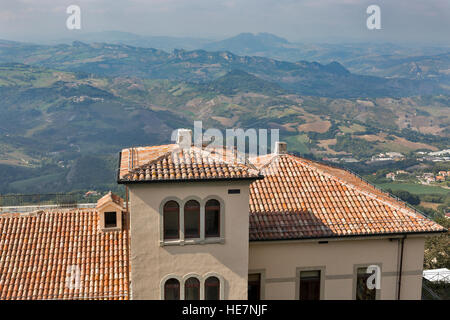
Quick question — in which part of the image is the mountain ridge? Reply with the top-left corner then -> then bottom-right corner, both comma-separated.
0,40 -> 446,98
0,62 -> 448,194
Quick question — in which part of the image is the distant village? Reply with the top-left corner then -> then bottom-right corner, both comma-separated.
385,170 -> 450,185
323,149 -> 450,164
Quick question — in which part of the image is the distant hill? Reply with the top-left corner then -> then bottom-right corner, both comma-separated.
202,33 -> 450,82
0,63 -> 448,193
0,39 -> 449,194
203,34 -> 450,81
0,41 -> 446,98
203,32 -> 290,53
204,70 -> 287,95
346,52 -> 450,83
49,31 -> 212,52
27,31 -> 450,80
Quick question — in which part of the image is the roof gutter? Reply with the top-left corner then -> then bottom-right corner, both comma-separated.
249,229 -> 447,243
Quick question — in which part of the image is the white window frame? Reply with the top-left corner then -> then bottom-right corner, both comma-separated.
159,196 -> 225,246
352,263 -> 382,300
160,273 -> 225,300
183,273 -> 203,300
295,266 -> 326,300
160,274 -> 183,300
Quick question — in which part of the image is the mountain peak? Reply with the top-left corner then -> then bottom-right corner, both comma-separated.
203,33 -> 290,53
255,32 -> 290,44
324,61 -> 350,75
231,32 -> 289,44
72,40 -> 90,47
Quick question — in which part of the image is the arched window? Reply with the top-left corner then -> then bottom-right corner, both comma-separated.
205,276 -> 220,300
164,201 -> 180,240
184,200 -> 200,239
184,277 -> 200,300
164,278 -> 180,300
205,199 -> 220,238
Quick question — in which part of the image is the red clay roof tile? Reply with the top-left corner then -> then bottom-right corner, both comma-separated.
119,144 -> 261,182
0,208 -> 130,300
249,154 -> 446,240
0,149 -> 446,300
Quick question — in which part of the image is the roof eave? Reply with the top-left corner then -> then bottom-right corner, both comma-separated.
117,175 -> 265,185
249,229 -> 448,243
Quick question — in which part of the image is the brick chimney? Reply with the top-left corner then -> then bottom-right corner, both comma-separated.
176,129 -> 193,149
274,141 -> 287,155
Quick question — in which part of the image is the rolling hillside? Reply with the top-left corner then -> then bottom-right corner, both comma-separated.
0,62 -> 448,194
34,32 -> 450,82
0,40 -> 447,98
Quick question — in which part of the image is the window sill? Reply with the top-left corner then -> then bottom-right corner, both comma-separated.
160,237 -> 225,247
101,227 -> 122,232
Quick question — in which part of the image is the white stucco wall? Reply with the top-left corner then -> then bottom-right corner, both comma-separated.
128,180 -> 252,300
249,236 -> 426,300
127,179 -> 427,300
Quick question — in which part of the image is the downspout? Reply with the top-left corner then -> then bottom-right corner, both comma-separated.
397,235 -> 406,300
125,184 -> 131,299
126,185 -> 129,213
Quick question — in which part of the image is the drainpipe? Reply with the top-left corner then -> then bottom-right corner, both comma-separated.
125,185 -> 129,213
125,184 -> 131,299
397,235 -> 406,300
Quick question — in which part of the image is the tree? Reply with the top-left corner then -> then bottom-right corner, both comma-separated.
424,215 -> 449,270
386,189 -> 420,206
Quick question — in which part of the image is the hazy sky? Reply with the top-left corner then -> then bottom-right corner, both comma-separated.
0,0 -> 449,44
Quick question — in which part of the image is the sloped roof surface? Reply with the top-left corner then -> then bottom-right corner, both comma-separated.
0,209 -> 130,300
0,148 -> 446,300
119,145 -> 260,182
249,154 -> 445,240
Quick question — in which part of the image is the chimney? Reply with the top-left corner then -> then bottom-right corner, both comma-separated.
176,129 -> 193,148
274,141 -> 287,155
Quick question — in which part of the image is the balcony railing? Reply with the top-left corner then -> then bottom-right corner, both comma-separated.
0,193 -> 97,213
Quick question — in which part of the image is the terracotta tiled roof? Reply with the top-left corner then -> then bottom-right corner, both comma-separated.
0,209 -> 130,300
1,148 -> 445,301
119,144 -> 178,180
118,144 -> 261,183
249,154 -> 446,241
